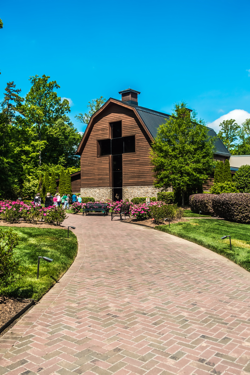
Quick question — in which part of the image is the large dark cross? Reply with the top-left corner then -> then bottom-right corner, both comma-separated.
97,121 -> 135,200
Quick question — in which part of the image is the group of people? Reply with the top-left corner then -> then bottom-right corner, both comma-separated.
34,192 -> 82,208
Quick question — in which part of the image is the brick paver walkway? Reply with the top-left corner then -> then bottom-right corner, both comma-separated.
1,215 -> 250,375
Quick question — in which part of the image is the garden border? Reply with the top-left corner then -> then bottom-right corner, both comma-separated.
0,299 -> 34,335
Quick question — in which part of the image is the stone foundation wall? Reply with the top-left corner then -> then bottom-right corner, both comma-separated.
123,186 -> 172,201
80,187 -> 112,201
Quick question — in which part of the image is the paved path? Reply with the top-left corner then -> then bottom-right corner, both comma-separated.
1,215 -> 250,375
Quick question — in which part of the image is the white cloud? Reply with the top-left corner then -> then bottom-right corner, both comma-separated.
208,109 -> 250,133
61,97 -> 73,106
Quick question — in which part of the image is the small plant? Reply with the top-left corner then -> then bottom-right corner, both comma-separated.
150,204 -> 177,224
44,206 -> 67,226
71,202 -> 82,214
0,229 -> 19,288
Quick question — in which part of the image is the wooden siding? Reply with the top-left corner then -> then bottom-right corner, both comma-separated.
80,103 -> 154,187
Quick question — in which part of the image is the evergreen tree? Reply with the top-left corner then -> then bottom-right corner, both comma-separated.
224,159 -> 232,182
44,171 -> 50,194
59,169 -> 66,196
64,171 -> 72,195
151,103 -> 214,206
41,177 -> 46,203
214,162 -> 220,183
38,174 -> 43,195
49,171 -> 57,195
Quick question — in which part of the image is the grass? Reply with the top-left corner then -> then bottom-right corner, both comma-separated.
156,219 -> 250,272
182,209 -> 211,217
0,227 -> 78,300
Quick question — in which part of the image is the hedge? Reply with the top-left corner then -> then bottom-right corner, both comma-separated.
212,193 -> 250,223
157,192 -> 175,204
210,182 -> 239,194
81,197 -> 95,203
131,197 -> 156,204
189,194 -> 217,215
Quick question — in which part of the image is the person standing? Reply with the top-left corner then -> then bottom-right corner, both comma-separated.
64,194 -> 70,209
45,193 -> 53,208
57,193 -> 61,207
62,193 -> 67,208
53,194 -> 58,206
34,193 -> 41,206
72,193 -> 77,203
77,195 -> 82,203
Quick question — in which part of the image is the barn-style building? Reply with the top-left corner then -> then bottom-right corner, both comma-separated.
75,89 -> 230,201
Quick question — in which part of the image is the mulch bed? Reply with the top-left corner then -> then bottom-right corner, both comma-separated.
121,217 -> 187,228
0,220 -> 66,229
0,297 -> 33,334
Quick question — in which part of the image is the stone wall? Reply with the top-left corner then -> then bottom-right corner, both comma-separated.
123,186 -> 172,202
80,187 -> 112,201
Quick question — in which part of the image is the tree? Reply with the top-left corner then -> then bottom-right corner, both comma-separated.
214,162 -> 222,183
151,103 -> 214,206
234,165 -> 250,192
224,159 -> 232,182
64,171 -> 72,195
44,171 -> 50,195
0,19 -> 3,29
49,171 -> 57,195
234,119 -> 250,155
21,75 -> 77,166
59,169 -> 66,196
75,96 -> 106,125
218,119 -> 240,152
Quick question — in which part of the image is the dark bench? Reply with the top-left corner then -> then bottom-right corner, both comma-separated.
111,203 -> 131,221
83,203 -> 108,216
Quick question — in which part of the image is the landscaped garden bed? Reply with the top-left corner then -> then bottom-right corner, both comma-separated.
0,226 -> 78,333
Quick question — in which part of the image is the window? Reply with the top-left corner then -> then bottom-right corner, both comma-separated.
111,121 -> 122,138
123,136 -> 135,153
112,138 -> 123,155
98,139 -> 110,156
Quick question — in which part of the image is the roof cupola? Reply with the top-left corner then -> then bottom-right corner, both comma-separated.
119,88 -> 140,106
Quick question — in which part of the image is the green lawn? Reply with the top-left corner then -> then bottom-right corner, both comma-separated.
182,209 -> 211,217
0,227 -> 77,300
156,219 -> 250,272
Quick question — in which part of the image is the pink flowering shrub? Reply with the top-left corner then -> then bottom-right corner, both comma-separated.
0,201 -> 66,225
71,202 -> 83,214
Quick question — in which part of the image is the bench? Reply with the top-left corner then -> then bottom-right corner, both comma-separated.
83,203 -> 108,216
111,203 -> 131,221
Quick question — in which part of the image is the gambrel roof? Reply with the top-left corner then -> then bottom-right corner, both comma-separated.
76,98 -> 230,157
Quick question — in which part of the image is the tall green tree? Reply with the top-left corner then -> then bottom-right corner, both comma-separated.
75,96 -> 106,125
218,119 -> 240,152
224,159 -> 232,182
214,162 -> 221,183
49,171 -> 57,195
64,171 -> 72,195
151,103 -> 214,206
0,19 -> 3,29
21,75 -> 80,168
44,171 -> 50,195
234,119 -> 250,155
59,169 -> 66,196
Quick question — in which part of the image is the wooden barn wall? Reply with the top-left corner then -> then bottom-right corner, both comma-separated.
80,103 -> 154,187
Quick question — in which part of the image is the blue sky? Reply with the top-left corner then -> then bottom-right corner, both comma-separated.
1,0 -> 250,133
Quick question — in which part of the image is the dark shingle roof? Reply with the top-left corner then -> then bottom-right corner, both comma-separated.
111,99 -> 230,157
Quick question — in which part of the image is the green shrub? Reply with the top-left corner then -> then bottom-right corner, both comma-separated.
234,165 -> 250,192
82,197 -> 95,203
213,193 -> 250,223
210,182 -> 239,194
189,194 -> 217,215
157,192 -> 175,204
131,197 -> 146,204
0,229 -> 19,288
150,204 -> 177,224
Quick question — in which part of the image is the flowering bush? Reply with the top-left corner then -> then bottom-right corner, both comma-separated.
71,202 -> 83,214
0,200 -> 66,225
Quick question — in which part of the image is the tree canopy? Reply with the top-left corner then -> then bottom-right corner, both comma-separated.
151,103 -> 215,206
217,119 -> 240,152
75,96 -> 106,125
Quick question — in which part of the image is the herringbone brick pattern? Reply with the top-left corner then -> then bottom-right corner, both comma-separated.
0,215 -> 250,375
